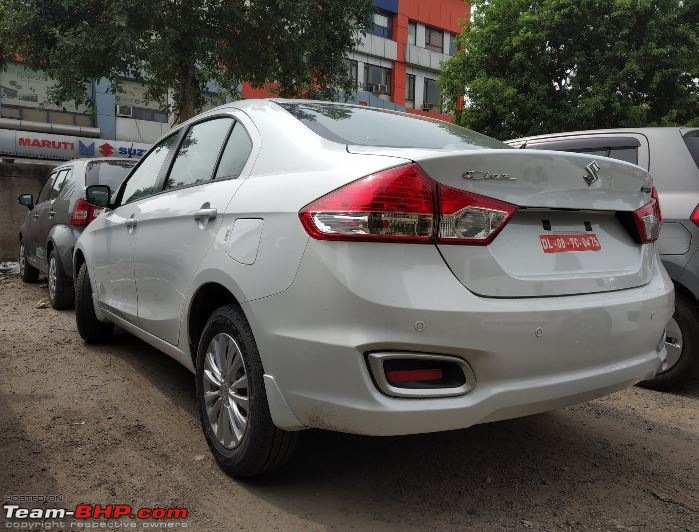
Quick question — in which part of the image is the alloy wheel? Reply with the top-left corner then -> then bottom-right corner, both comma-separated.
203,333 -> 249,448
661,317 -> 683,373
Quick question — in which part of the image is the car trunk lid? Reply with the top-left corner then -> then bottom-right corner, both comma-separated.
349,146 -> 655,297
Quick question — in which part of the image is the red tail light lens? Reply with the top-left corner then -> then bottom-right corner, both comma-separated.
691,205 -> 699,228
438,185 -> 517,245
299,163 -> 435,242
70,197 -> 104,226
299,163 -> 518,245
632,196 -> 661,243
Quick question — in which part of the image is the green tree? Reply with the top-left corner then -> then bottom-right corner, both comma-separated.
439,0 -> 699,139
0,0 -> 373,122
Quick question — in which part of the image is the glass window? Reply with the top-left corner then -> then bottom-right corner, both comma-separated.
425,27 -> 444,53
49,169 -> 70,200
37,172 -> 57,203
608,147 -> 638,165
215,123 -> 253,179
364,64 -> 391,94
278,102 -> 507,150
423,78 -> 441,111
408,23 -> 416,45
121,134 -> 179,204
345,59 -> 358,87
406,74 -> 416,106
369,10 -> 392,39
576,149 -> 610,157
449,34 -> 458,56
85,160 -> 137,192
165,118 -> 233,190
684,131 -> 699,169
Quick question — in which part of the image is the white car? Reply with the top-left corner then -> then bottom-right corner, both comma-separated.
74,100 -> 673,477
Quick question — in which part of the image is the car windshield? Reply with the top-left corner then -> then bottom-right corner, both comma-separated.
85,160 -> 137,191
277,102 -> 508,150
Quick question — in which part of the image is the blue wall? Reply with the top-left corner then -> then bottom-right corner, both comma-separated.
374,0 -> 398,14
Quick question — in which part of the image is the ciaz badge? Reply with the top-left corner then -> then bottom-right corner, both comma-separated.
462,170 -> 516,181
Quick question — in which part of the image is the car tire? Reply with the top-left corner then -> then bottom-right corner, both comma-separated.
48,250 -> 74,310
19,240 -> 39,283
75,262 -> 113,343
196,304 -> 299,477
639,293 -> 697,391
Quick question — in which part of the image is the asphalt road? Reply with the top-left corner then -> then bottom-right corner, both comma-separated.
1,275 -> 698,531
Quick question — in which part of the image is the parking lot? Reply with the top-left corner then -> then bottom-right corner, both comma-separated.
0,274 -> 697,530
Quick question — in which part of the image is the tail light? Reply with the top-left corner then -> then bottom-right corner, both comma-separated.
632,190 -> 661,243
299,163 -> 517,245
70,197 -> 104,226
691,204 -> 699,228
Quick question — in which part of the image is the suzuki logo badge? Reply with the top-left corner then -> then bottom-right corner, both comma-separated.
583,161 -> 600,186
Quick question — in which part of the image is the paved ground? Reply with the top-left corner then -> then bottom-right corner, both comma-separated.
1,274 -> 698,531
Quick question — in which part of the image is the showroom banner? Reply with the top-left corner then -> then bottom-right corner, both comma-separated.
0,128 -> 151,161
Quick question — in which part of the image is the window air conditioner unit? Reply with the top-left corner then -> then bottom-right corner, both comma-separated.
422,103 -> 434,111
377,84 -> 389,94
371,85 -> 381,94
116,105 -> 133,118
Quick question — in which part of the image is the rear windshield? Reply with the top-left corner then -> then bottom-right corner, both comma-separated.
85,160 -> 137,191
277,102 -> 507,150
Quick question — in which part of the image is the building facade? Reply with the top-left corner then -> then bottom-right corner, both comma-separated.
243,0 -> 469,121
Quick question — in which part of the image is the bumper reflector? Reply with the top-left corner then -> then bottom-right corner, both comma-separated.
386,368 -> 444,383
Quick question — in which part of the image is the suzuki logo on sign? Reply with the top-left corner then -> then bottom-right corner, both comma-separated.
99,143 -> 114,156
79,140 -> 95,156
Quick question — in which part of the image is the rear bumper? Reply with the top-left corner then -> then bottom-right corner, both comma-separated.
246,242 -> 674,436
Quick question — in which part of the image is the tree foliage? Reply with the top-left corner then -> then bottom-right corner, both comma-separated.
0,0 -> 373,122
439,0 -> 699,139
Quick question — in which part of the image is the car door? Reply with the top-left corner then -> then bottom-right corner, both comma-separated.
133,116 -> 254,344
25,171 -> 57,267
34,169 -> 69,267
91,134 -> 180,323
46,166 -> 72,231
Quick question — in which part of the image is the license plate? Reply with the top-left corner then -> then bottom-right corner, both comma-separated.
540,234 -> 601,253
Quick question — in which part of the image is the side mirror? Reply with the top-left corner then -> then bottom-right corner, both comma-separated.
85,185 -> 111,208
17,193 -> 34,210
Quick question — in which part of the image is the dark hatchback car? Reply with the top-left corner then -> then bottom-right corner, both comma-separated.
17,158 -> 137,309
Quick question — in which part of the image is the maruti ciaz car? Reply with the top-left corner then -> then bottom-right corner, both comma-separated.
73,100 -> 674,477
17,158 -> 136,309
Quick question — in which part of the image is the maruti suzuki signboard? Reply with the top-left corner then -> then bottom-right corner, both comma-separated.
0,129 -> 150,160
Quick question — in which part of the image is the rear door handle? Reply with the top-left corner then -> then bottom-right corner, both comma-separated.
33,213 -> 39,220
48,210 -> 56,218
126,219 -> 137,229
193,208 -> 217,221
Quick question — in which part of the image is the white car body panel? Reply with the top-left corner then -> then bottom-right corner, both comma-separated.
74,99 -> 674,437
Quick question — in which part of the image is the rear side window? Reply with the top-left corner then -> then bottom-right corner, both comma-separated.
122,135 -> 179,204
49,169 -> 70,200
215,123 -> 253,179
37,172 -> 57,203
278,102 -> 506,150
165,118 -> 233,190
684,131 -> 699,169
85,160 -> 137,192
